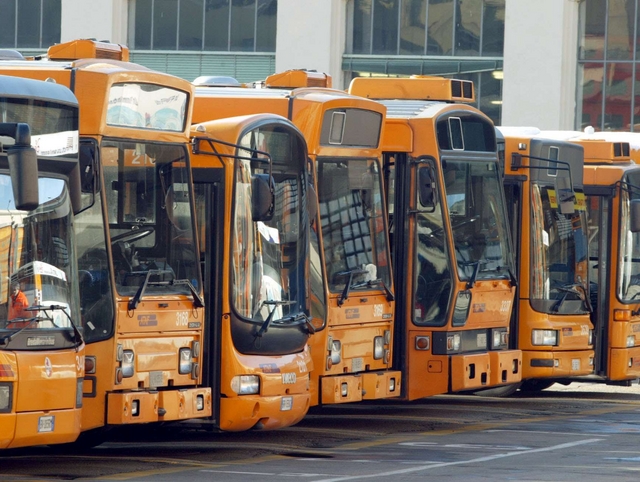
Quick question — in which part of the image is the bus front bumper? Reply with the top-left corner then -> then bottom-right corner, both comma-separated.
219,392 -> 310,431
522,349 -> 594,379
0,408 -> 81,449
609,346 -> 640,380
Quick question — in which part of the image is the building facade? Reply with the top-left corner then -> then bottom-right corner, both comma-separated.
1,0 -> 638,131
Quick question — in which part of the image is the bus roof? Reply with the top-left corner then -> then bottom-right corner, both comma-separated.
0,74 -> 78,106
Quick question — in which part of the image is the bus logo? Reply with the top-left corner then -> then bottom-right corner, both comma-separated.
282,373 -> 297,384
473,303 -> 485,313
44,357 -> 52,378
562,327 -> 573,336
138,314 -> 158,326
345,308 -> 360,319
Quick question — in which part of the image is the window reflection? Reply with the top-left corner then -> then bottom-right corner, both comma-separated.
400,0 -> 426,54
427,0 -> 454,55
455,0 -> 481,56
373,0 -> 399,55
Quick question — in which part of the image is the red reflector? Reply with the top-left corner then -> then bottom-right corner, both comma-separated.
0,364 -> 14,377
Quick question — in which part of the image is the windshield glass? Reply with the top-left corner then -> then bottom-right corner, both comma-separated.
618,171 -> 640,302
443,159 -> 513,281
231,129 -> 308,323
101,140 -> 200,297
317,158 -> 391,293
0,175 -> 81,334
530,184 -> 590,314
414,164 -> 453,326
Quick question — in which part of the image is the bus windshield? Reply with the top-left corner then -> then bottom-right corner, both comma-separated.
317,158 -> 391,293
0,175 -> 81,333
618,171 -> 640,302
531,183 -> 590,314
231,129 -> 308,324
102,140 -> 200,297
443,159 -> 512,282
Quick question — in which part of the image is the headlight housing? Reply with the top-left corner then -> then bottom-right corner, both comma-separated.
231,375 -> 260,395
373,336 -> 384,359
627,335 -> 635,348
447,333 -> 461,353
330,339 -> 342,364
0,382 -> 13,412
179,347 -> 192,375
531,329 -> 558,346
121,349 -> 135,378
491,328 -> 509,349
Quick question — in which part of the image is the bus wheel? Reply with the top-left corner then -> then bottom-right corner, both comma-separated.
519,379 -> 555,393
473,383 -> 521,397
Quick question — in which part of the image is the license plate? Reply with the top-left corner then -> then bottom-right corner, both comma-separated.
280,396 -> 293,411
149,371 -> 164,388
38,415 -> 55,433
352,357 -> 364,372
571,359 -> 580,371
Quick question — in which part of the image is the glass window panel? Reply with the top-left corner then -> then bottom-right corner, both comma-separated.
634,65 -> 640,131
455,0 -> 481,56
179,0 -> 204,50
579,0 -> 606,60
204,0 -> 229,50
42,0 -> 61,47
400,0 -> 426,54
603,62 -> 633,130
230,0 -> 255,52
481,0 -> 504,56
153,0 -> 178,50
607,0 -> 635,60
577,62 -> 604,131
17,0 -> 40,48
478,71 -> 502,126
133,0 -> 152,49
373,0 -> 399,55
256,0 -> 276,52
427,0 -> 453,55
0,0 -> 16,47
353,0 -> 372,54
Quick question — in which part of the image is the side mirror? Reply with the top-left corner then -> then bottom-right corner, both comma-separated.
251,173 -> 275,222
630,199 -> 640,233
418,166 -> 436,209
78,142 -> 99,213
4,123 -> 39,212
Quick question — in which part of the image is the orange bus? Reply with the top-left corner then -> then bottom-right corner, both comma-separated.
349,77 -> 521,399
0,40 -> 211,444
535,130 -> 640,384
0,75 -> 84,448
498,128 -> 594,392
189,114 -> 314,430
193,71 -> 401,406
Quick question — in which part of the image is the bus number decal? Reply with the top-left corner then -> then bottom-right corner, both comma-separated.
374,304 -> 383,317
500,300 -> 511,313
581,325 -> 590,336
176,311 -> 189,326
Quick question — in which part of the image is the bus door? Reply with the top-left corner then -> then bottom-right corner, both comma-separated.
584,188 -> 612,377
502,178 -> 523,350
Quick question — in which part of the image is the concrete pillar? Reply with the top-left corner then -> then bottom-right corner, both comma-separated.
61,0 -> 128,45
276,0 -> 347,88
501,0 -> 581,130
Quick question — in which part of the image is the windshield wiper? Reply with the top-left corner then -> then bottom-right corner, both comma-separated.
0,316 -> 49,345
466,262 -> 481,289
128,270 -> 204,311
351,278 -> 395,302
32,304 -> 84,344
254,300 -> 297,338
495,265 -> 518,288
334,268 -> 369,306
551,282 -> 592,313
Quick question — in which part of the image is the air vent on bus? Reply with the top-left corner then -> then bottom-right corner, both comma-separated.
613,142 -> 630,158
47,39 -> 129,61
265,70 -> 332,89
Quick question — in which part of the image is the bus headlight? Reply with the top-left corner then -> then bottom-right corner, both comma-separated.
330,339 -> 342,364
491,328 -> 509,349
627,336 -> 635,348
373,336 -> 384,359
121,350 -> 135,378
231,375 -> 260,395
0,383 -> 12,412
179,347 -> 192,375
447,333 -> 461,353
531,329 -> 558,346
76,378 -> 83,408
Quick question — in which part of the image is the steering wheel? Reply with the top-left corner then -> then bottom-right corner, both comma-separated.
110,227 -> 155,245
